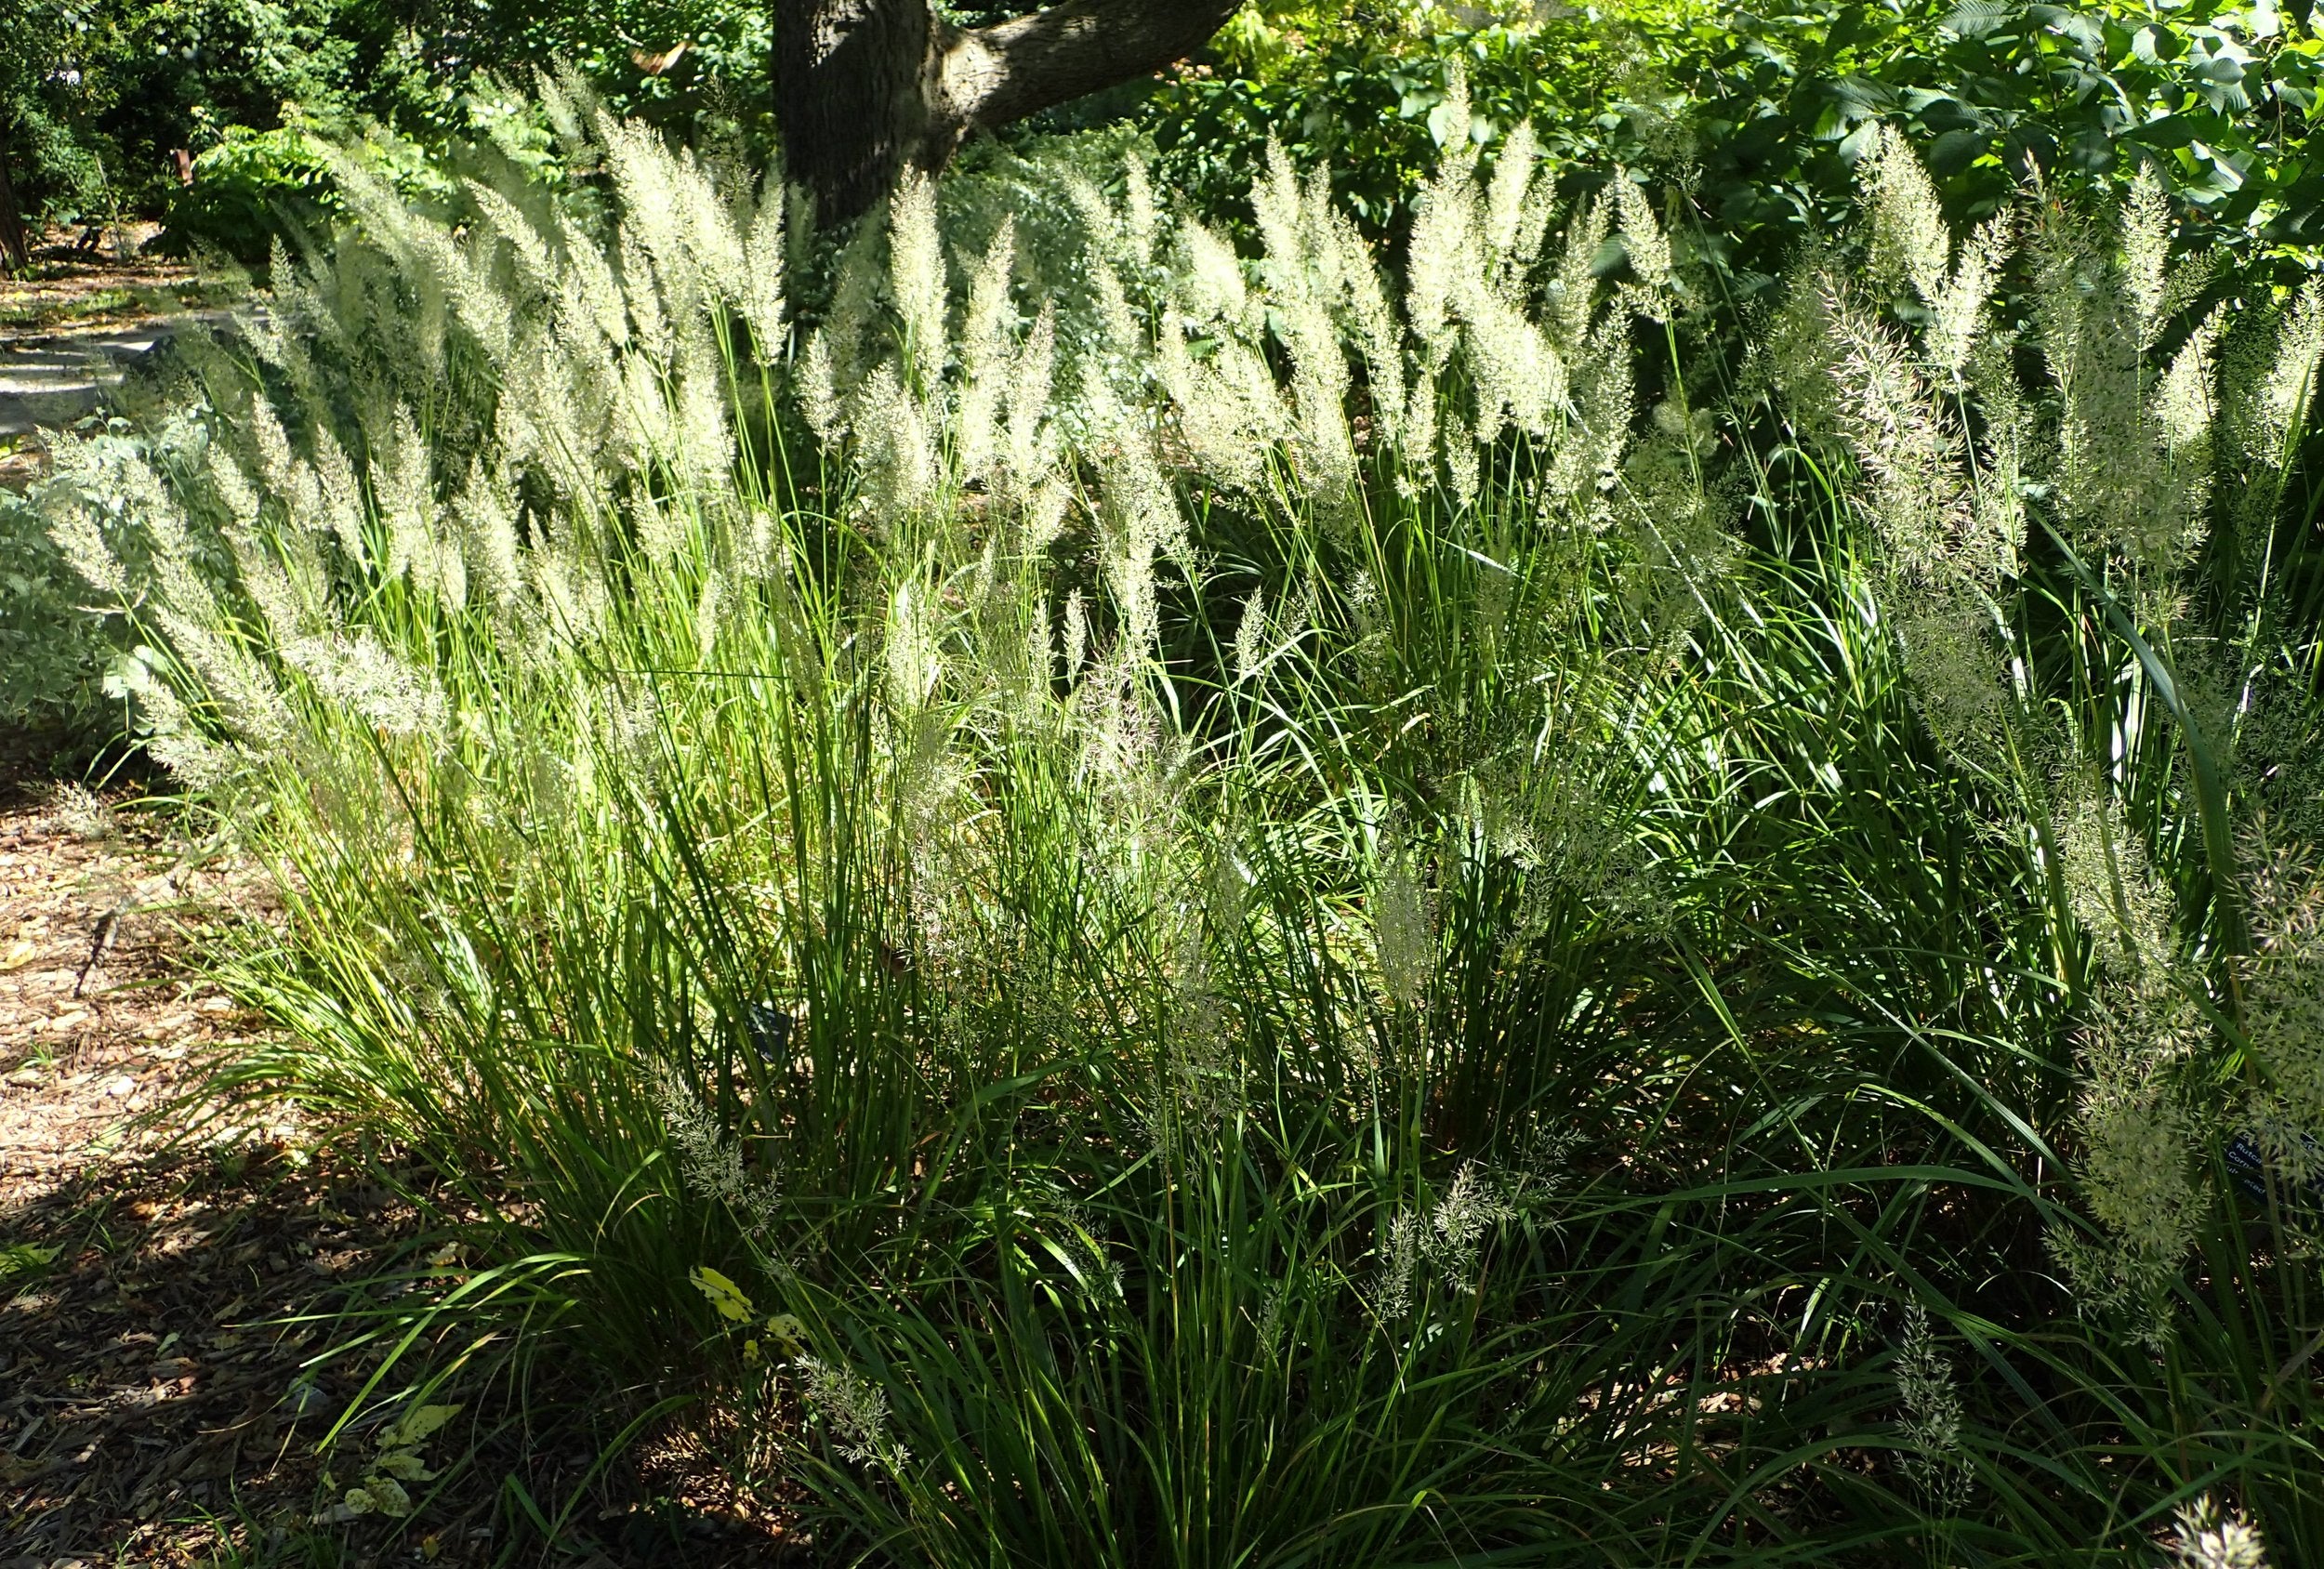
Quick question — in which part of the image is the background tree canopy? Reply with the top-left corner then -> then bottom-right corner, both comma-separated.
0,0 -> 2312,272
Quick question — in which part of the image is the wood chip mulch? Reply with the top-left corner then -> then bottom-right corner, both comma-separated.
0,769 -> 400,1568
1,765 -> 801,1568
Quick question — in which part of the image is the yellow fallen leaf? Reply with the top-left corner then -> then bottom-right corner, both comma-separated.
689,1264 -> 755,1323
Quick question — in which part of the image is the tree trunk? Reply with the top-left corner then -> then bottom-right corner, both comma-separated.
774,0 -> 1241,229
0,119 -> 31,276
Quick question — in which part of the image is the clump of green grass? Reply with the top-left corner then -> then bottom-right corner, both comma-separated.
41,70 -> 2324,1565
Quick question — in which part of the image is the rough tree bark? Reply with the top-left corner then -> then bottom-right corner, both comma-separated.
0,121 -> 30,275
774,0 -> 1241,228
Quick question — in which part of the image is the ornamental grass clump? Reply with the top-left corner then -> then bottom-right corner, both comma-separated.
41,74 -> 2324,1565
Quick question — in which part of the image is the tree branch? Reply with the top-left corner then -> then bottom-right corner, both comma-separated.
940,0 -> 1241,135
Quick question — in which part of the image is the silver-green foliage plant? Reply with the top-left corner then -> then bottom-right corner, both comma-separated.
45,73 -> 2324,1564
0,436 -> 164,740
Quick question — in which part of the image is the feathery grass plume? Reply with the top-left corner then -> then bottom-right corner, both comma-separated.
674,333 -> 738,498
1812,276 -> 2017,765
309,425 -> 368,569
693,570 -> 725,666
284,632 -> 451,748
245,401 -> 331,548
798,329 -> 844,446
372,406 -> 438,591
1100,509 -> 1160,666
2057,789 -> 2178,990
884,578 -> 944,717
1817,277 -> 2016,593
1854,129 -> 2013,377
2030,204 -> 2215,602
1426,1163 -> 1513,1291
1483,120 -> 1541,263
1330,205 -> 1406,448
2171,1496 -> 2272,1569
673,143 -> 750,312
1234,587 -> 1270,683
1072,650 -> 1179,845
45,492 -> 131,604
226,528 -> 313,654
1177,218 -> 1248,329
2243,280 -> 2324,467
1011,596 -> 1055,718
653,1058 -> 782,1235
1089,257 -> 1144,383
1544,190 -> 1611,356
1159,908 -> 1241,1135
1120,154 -> 1159,268
1250,139 -> 1305,301
1893,1304 -> 1972,1509
1608,173 -> 1673,321
1614,397 -> 1729,637
1061,587 -> 1089,682
1085,375 -> 1187,659
2239,840 -> 2324,1148
618,346 -> 679,472
2122,169 -> 2172,345
52,782 -> 116,842
1403,61 -> 1480,379
464,178 -> 560,300
1156,323 -> 1285,496
1539,314 -> 1636,534
504,332 -> 606,502
114,661 -> 238,791
1859,124 -> 1951,313
957,218 -> 1018,481
1372,824 -> 1433,1010
889,171 -> 947,395
1747,248 -> 1842,434
1890,591 -> 2009,763
558,208 -> 633,353
797,1354 -> 911,1469
1265,153 -> 1357,497
241,247 -> 323,406
851,363 -> 937,521
814,210 -> 888,405
1375,1208 -> 1425,1319
2060,1064 -> 2203,1314
1462,264 -> 1565,446
154,611 -> 295,756
1375,1164 -> 1513,1318
87,437 -> 301,758
1925,213 -> 2010,378
1002,300 -> 1058,503
615,221 -> 676,374
737,176 -> 789,355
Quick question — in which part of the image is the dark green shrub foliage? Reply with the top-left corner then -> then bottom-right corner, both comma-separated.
1149,0 -> 2319,289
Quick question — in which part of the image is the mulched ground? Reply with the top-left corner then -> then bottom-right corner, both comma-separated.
1,758 -> 800,1568
0,225 -> 206,332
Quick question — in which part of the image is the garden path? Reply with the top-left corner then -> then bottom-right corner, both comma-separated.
1,231 -> 236,477
0,322 -> 188,439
